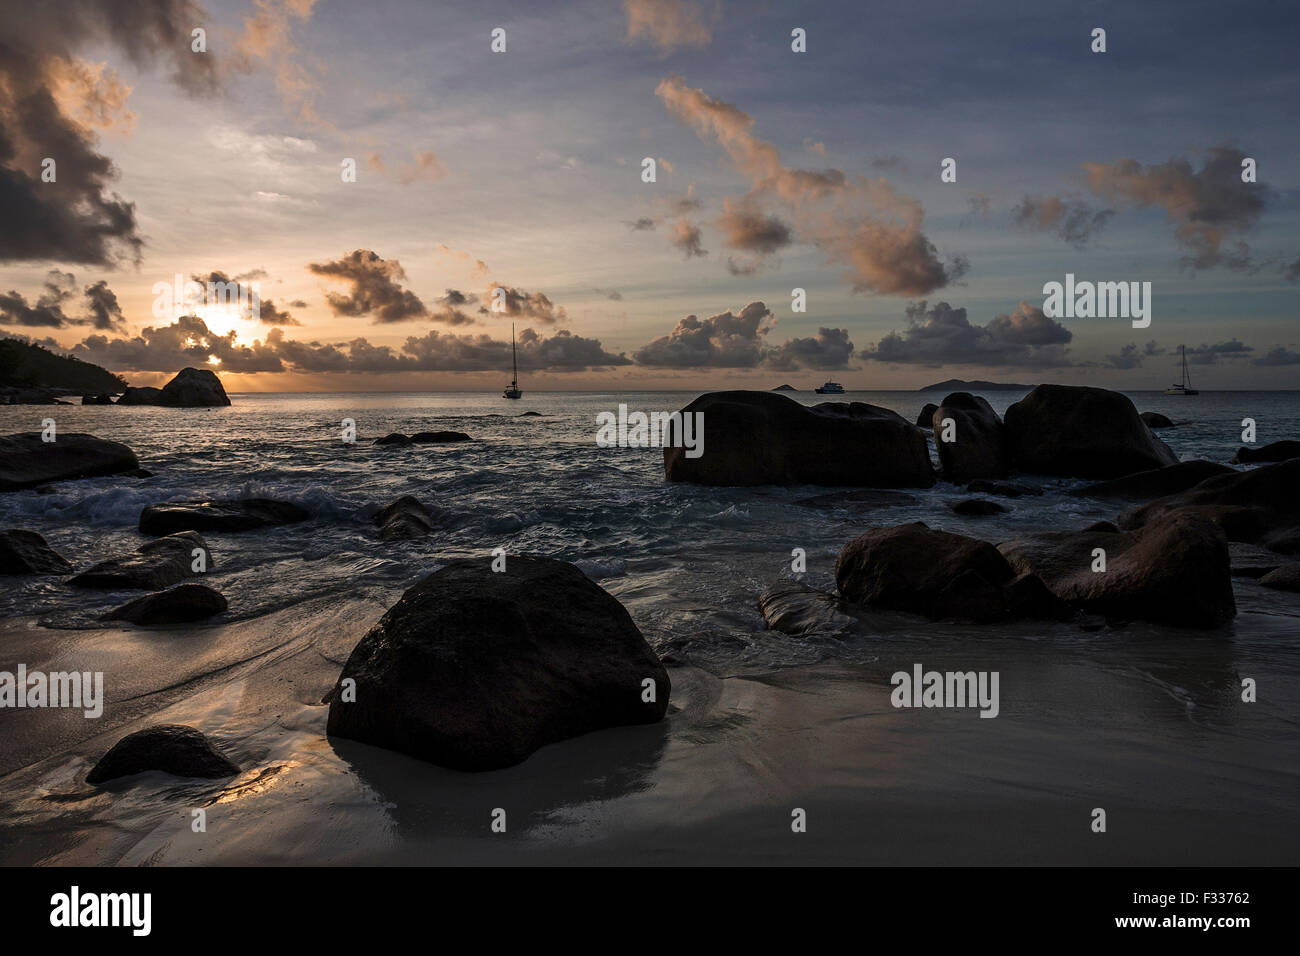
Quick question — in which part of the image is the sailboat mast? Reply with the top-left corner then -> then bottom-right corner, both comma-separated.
511,323 -> 518,384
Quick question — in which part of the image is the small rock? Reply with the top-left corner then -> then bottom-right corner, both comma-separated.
86,725 -> 240,784
373,433 -> 413,446
1083,521 -> 1121,533
0,529 -> 73,575
758,583 -> 862,637
374,495 -> 437,539
101,584 -> 228,625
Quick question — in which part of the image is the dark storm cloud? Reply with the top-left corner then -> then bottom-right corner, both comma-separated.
764,328 -> 855,371
1082,146 -> 1269,271
307,249 -> 430,323
861,300 -> 1073,368
0,270 -> 127,330
1011,195 -> 1113,248
0,0 -> 219,265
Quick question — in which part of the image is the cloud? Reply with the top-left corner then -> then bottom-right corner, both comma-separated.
627,217 -> 658,231
1285,257 -> 1300,282
235,0 -> 329,129
669,218 -> 707,258
1012,195 -> 1113,247
1184,339 -> 1253,364
1104,341 -> 1165,370
482,283 -> 566,325
967,193 -> 991,218
368,149 -> 448,185
1253,346 -> 1300,366
623,0 -> 712,55
862,300 -> 1073,367
67,317 -> 629,373
716,199 -> 793,254
0,0 -> 219,265
1082,146 -> 1268,271
307,249 -> 430,323
593,288 -> 624,301
655,76 -> 961,295
634,301 -> 773,367
764,328 -> 855,371
804,139 -> 827,157
0,270 -> 127,330
434,244 -> 490,279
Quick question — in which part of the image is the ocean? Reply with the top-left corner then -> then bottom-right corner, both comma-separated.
1,389 -> 1298,865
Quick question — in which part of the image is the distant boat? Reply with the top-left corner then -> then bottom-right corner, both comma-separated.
504,323 -> 522,400
814,381 -> 845,394
1164,345 -> 1199,396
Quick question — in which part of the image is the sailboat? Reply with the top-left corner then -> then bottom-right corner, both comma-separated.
503,323 -> 522,399
1164,344 -> 1199,395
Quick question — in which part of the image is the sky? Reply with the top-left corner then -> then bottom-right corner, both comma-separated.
1,0 -> 1298,391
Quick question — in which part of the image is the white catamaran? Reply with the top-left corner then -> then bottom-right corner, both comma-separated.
504,323 -> 522,400
1164,344 -> 1198,396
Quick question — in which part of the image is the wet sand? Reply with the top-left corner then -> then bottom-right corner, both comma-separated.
2,592 -> 1296,866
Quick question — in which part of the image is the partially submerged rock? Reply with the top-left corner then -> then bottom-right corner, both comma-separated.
139,498 -> 310,536
1003,384 -> 1178,479
374,433 -> 413,446
1140,411 -> 1174,428
326,555 -> 669,771
101,583 -> 228,625
116,386 -> 163,405
834,522 -> 1066,623
0,432 -> 139,492
69,531 -> 210,590
932,392 -> 1007,482
86,725 -> 239,784
0,529 -> 73,574
374,495 -> 437,539
758,582 -> 862,637
1229,543 -> 1293,579
664,391 -> 934,488
1231,440 -> 1300,464
1260,565 -> 1300,593
997,510 -> 1235,628
1070,460 -> 1234,499
158,368 -> 231,407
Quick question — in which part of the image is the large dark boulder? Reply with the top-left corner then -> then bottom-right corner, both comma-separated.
116,386 -> 163,405
0,529 -> 73,574
1069,460 -> 1235,499
374,495 -> 437,539
69,531 -> 210,590
1232,441 -> 1300,464
0,432 -> 139,491
1119,459 -> 1300,553
997,510 -> 1235,628
86,725 -> 239,784
834,522 -> 1066,623
664,391 -> 934,488
916,403 -> 938,428
932,392 -> 1006,482
101,584 -> 228,625
158,367 -> 231,407
139,498 -> 310,536
1003,384 -> 1178,479
326,556 -> 670,771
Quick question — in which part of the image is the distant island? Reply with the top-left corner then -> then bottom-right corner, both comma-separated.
918,378 -> 1035,392
0,337 -> 127,403
772,384 -> 798,391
